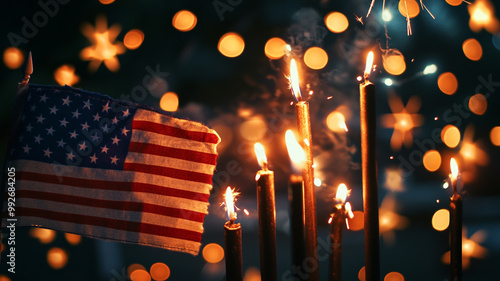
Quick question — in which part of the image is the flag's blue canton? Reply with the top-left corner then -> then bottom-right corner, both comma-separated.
11,85 -> 136,170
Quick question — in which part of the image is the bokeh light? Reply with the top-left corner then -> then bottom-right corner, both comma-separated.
468,0 -> 500,33
159,92 -> 179,112
130,269 -> 151,281
358,266 -> 366,281
172,10 -> 197,32
99,0 -> 115,4
264,37 -> 287,60
212,125 -> 233,152
384,78 -> 393,86
348,211 -> 364,231
128,264 -> 147,276
0,275 -> 11,281
150,262 -> 170,281
30,227 -> 56,244
54,65 -> 80,86
437,72 -> 458,95
202,243 -> 225,263
468,93 -> 487,115
324,12 -> 349,33
218,32 -> 245,58
490,126 -> 500,146
124,29 -> 145,50
398,0 -> 420,18
382,9 -> 393,21
462,38 -> 483,61
3,47 -> 24,69
446,0 -> 462,6
383,51 -> 406,75
243,267 -> 261,281
303,47 -> 328,70
326,111 -> 348,132
423,64 -> 437,75
441,125 -> 461,148
64,233 -> 82,245
432,209 -> 450,231
384,272 -> 405,281
423,150 -> 442,172
47,247 -> 68,269
240,118 -> 267,141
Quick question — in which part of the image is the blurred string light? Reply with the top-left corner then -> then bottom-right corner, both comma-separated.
80,16 -> 126,72
3,47 -> 24,69
437,72 -> 458,95
441,125 -> 461,148
264,37 -> 287,60
423,64 -> 437,75
30,227 -> 56,244
130,269 -> 151,281
384,78 -> 393,86
468,93 -> 487,115
382,9 -> 393,22
442,229 -> 488,270
468,0 -> 500,33
490,126 -> 500,146
303,46 -> 328,70
432,209 -> 450,231
54,65 -> 80,86
324,12 -> 349,33
462,38 -> 483,61
150,263 -> 170,281
172,10 -> 197,32
382,49 -> 406,75
159,92 -> 179,112
124,29 -> 145,50
381,94 -> 424,151
423,150 -> 442,172
202,243 -> 224,263
218,32 -> 245,58
47,247 -> 68,269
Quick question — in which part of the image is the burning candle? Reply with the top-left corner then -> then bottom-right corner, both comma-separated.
224,187 -> 243,281
359,51 -> 380,281
286,130 -> 306,278
328,183 -> 353,281
254,143 -> 277,281
449,158 -> 462,281
289,59 -> 319,281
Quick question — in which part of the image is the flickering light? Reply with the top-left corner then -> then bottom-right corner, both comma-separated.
326,111 -> 348,132
47,247 -> 68,269
130,269 -> 151,281
289,59 -> 302,101
490,126 -> 500,146
240,118 -> 267,141
64,233 -> 81,245
264,37 -> 287,60
384,78 -> 393,86
127,264 -> 146,276
124,29 -> 145,50
172,10 -> 197,32
423,64 -> 437,75
218,32 -> 245,58
225,187 -> 236,220
383,51 -> 406,75
304,47 -> 328,70
150,262 -> 170,281
462,38 -> 483,61
384,271 -> 405,281
159,92 -> 179,112
335,183 -> 349,203
441,125 -> 461,148
437,72 -> 458,95
254,143 -> 267,168
3,47 -> 24,69
468,93 -> 487,115
54,65 -> 80,86
364,51 -> 374,78
324,12 -> 349,33
30,228 -> 56,244
450,158 -> 459,183
382,9 -> 393,21
423,150 -> 442,172
432,209 -> 450,231
398,0 -> 420,18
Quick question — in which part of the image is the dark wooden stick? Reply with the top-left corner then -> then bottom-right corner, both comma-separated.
450,193 -> 462,281
224,221 -> 243,281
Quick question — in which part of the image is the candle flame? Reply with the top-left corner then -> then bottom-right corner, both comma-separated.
290,59 -> 302,101
345,202 -> 354,219
254,142 -> 267,169
224,186 -> 236,220
335,183 -> 349,203
285,130 -> 305,174
364,51 -> 374,79
450,158 -> 459,181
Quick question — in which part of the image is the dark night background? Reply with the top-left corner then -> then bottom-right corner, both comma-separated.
1,0 -> 500,280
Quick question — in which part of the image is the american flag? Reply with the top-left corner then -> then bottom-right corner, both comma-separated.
3,84 -> 220,255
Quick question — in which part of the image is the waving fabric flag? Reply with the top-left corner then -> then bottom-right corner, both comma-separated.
3,84 -> 220,255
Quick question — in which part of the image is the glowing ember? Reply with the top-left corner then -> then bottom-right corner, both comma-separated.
289,59 -> 302,101
80,16 -> 126,72
285,130 -> 305,173
254,143 -> 267,169
224,187 -> 237,220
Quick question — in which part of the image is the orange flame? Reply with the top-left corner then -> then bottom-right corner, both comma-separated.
290,59 -> 302,101
254,143 -> 267,169
335,183 -> 349,203
285,130 -> 305,173
225,187 -> 236,220
450,158 -> 459,182
364,51 -> 374,79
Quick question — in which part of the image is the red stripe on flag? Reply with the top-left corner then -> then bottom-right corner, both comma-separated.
15,190 -> 205,222
128,142 -> 217,164
123,163 -> 213,184
18,172 -> 210,202
132,120 -> 219,144
14,207 -> 202,242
